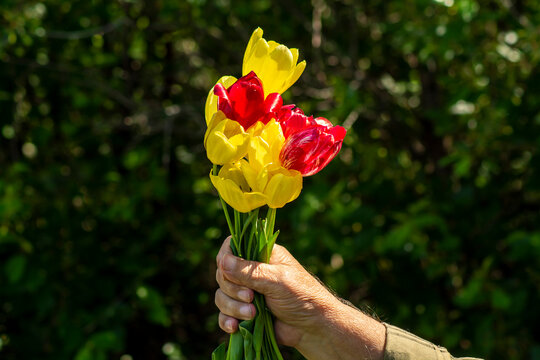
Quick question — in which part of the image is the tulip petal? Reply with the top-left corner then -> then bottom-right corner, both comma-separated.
244,38 -> 270,78
270,45 -> 293,71
264,168 -> 302,208
259,45 -> 293,95
206,131 -> 249,166
240,159 -> 268,193
248,120 -> 285,170
205,76 -> 237,125
220,72 -> 265,129
204,111 -> 227,146
204,115 -> 250,165
284,60 -> 306,94
210,166 -> 266,213
264,93 -> 283,114
243,28 -> 263,75
290,48 -> 299,65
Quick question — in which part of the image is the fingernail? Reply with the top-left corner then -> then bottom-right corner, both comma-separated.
223,255 -> 235,272
225,319 -> 234,332
240,305 -> 253,318
239,290 -> 251,302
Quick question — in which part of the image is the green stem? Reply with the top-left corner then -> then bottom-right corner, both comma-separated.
234,209 -> 242,257
213,165 -> 240,256
266,207 -> 276,240
246,209 -> 259,261
265,312 -> 283,360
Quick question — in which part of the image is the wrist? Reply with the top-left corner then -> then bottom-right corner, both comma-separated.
295,296 -> 386,360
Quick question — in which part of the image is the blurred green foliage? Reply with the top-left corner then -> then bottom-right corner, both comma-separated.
1,0 -> 539,359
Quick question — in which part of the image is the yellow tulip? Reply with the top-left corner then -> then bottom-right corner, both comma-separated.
204,111 -> 250,165
210,163 -> 266,213
243,28 -> 306,96
205,76 -> 237,125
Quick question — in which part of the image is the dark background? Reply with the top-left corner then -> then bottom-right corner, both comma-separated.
1,0 -> 539,359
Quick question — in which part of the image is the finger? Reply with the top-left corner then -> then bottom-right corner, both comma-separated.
219,312 -> 238,333
221,253 -> 278,294
215,289 -> 256,320
216,236 -> 233,268
269,243 -> 294,265
216,268 -> 254,303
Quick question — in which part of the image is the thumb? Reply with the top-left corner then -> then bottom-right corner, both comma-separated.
221,254 -> 278,295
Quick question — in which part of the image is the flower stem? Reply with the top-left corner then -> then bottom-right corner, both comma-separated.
266,207 -> 276,239
246,209 -> 259,261
233,209 -> 242,257
265,312 -> 283,360
213,165 -> 239,255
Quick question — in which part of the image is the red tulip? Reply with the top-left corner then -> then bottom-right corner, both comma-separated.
214,71 -> 283,130
278,107 -> 346,176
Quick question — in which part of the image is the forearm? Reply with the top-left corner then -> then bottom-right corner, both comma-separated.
295,297 -> 386,360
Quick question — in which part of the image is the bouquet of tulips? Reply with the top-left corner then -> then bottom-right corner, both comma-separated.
205,28 -> 346,360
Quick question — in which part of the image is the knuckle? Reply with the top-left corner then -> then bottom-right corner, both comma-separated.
214,289 -> 222,306
249,263 -> 265,280
280,267 -> 295,285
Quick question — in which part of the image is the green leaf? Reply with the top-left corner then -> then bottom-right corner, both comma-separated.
212,343 -> 227,360
253,313 -> 264,360
5,255 -> 26,284
228,331 -> 244,360
239,319 -> 255,360
265,230 -> 279,263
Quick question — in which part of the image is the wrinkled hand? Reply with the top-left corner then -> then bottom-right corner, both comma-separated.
215,236 -> 338,348
214,237 -> 386,360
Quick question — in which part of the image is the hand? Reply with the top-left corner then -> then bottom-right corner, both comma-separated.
214,236 -> 386,360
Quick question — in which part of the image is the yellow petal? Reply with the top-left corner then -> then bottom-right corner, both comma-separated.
259,119 -> 285,147
290,48 -> 299,65
210,165 -> 266,213
205,76 -> 237,125
284,60 -> 306,94
267,40 -> 280,52
258,45 -> 294,95
205,117 -> 250,165
248,135 -> 270,171
248,119 -> 284,170
243,38 -> 270,77
205,131 -> 241,165
204,111 -> 227,146
243,28 -> 263,75
264,167 -> 302,208
246,121 -> 265,137
270,45 -> 294,71
240,159 -> 268,193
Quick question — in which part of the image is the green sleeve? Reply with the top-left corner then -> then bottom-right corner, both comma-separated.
383,323 -> 483,360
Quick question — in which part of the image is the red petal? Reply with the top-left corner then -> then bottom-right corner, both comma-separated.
226,73 -> 265,129
313,117 -> 333,128
330,125 -> 347,141
214,83 -> 233,119
264,93 -> 283,114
